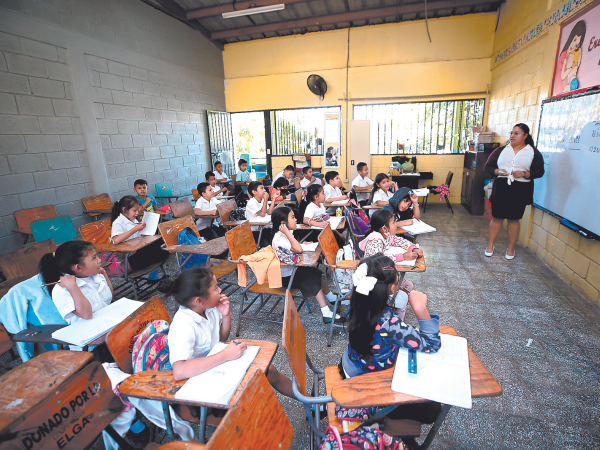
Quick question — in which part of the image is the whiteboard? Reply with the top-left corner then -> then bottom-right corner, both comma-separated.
534,90 -> 600,236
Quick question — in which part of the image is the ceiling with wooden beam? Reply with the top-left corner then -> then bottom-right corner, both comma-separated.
142,0 -> 503,47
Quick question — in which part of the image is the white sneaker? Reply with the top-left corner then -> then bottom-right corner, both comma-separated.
505,251 -> 515,260
484,246 -> 495,257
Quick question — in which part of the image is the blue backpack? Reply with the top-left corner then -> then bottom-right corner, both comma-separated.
177,227 -> 210,269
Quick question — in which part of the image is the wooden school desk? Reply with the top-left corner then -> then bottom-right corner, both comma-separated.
119,339 -> 278,444
331,325 -> 502,450
12,324 -> 106,351
336,254 -> 425,284
12,205 -> 58,244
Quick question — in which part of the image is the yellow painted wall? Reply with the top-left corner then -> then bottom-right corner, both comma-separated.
487,0 -> 600,306
223,13 -> 496,188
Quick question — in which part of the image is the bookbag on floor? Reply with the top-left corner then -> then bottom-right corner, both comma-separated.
319,425 -> 405,450
177,227 -> 209,269
132,320 -> 172,373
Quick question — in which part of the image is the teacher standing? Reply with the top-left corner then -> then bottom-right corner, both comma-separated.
484,123 -> 545,259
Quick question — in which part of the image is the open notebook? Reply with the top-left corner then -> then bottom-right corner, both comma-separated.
401,220 -> 436,235
330,199 -> 349,206
249,214 -> 271,223
174,343 -> 260,405
391,334 -> 472,409
51,298 -> 143,347
311,216 -> 343,230
300,242 -> 319,252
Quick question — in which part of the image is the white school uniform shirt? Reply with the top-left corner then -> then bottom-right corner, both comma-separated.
168,305 -> 223,365
111,214 -> 141,243
272,231 -> 294,277
300,177 -> 322,188
304,202 -> 327,221
209,185 -> 223,197
195,196 -> 218,230
371,189 -> 393,216
497,144 -> 534,183
272,171 -> 288,185
214,170 -> 228,181
52,274 -> 112,324
324,184 -> 343,214
245,197 -> 266,220
352,175 -> 374,201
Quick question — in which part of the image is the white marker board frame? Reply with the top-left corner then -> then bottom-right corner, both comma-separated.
534,89 -> 600,238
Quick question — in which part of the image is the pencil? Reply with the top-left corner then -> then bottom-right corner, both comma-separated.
41,281 -> 60,287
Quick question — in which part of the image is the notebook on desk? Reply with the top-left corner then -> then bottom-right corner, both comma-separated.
401,220 -> 436,235
312,216 -> 343,230
51,298 -> 143,347
249,214 -> 271,223
391,334 -> 472,408
174,343 -> 260,406
300,242 -> 319,252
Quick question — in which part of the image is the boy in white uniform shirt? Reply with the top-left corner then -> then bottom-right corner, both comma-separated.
245,181 -> 276,220
213,161 -> 228,181
205,171 -> 227,197
272,165 -> 296,186
351,162 -> 374,205
299,166 -> 322,188
323,170 -> 347,215
195,182 -> 225,240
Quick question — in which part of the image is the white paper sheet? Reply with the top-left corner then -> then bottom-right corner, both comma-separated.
249,214 -> 271,223
397,173 -> 420,176
413,188 -> 430,197
300,242 -> 319,252
140,211 -> 160,236
330,199 -> 349,206
401,220 -> 436,235
51,298 -> 143,346
174,343 -> 260,406
391,334 -> 472,409
311,216 -> 343,230
396,259 -> 417,267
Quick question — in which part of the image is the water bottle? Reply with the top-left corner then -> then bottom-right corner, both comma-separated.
336,206 -> 343,217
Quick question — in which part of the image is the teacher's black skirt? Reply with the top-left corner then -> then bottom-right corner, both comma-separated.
490,178 -> 532,220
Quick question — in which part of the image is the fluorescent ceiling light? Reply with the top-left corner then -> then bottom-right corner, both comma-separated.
222,4 -> 285,19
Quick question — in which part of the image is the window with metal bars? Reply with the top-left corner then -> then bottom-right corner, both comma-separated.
270,106 -> 341,156
354,99 -> 485,155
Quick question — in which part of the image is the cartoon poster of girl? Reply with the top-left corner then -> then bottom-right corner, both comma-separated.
555,20 -> 587,95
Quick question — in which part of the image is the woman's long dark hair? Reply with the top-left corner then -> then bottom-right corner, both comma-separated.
39,241 -> 95,294
562,20 -> 586,53
514,123 -> 536,149
297,184 -> 323,222
271,206 -> 292,241
348,255 -> 398,358
364,209 -> 394,239
111,195 -> 139,223
367,173 -> 389,205
157,266 -> 214,306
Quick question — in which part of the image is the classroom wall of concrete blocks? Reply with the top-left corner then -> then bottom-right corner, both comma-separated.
0,0 -> 225,254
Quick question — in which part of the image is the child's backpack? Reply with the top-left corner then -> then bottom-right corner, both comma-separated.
319,425 -> 405,450
348,197 -> 370,225
177,227 -> 210,269
345,209 -> 369,236
335,241 -> 355,294
132,320 -> 172,373
229,208 -> 246,221
97,252 -> 128,277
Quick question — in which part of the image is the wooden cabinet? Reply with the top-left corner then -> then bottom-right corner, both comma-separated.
461,150 -> 495,215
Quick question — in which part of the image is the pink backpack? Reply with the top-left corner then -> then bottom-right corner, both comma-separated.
319,425 -> 405,450
132,320 -> 172,373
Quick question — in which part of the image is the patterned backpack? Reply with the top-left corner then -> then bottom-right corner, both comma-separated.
132,320 -> 172,373
177,227 -> 209,269
319,425 -> 405,450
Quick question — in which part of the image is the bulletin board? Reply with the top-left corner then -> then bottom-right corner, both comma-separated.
534,89 -> 600,237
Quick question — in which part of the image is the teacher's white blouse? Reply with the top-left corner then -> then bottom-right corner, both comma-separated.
497,144 -> 534,183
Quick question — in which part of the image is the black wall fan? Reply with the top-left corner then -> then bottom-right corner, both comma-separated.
307,74 -> 327,100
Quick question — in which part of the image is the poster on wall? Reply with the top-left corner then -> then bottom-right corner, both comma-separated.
552,0 -> 600,97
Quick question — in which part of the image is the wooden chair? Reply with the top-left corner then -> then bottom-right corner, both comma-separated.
30,215 -> 76,245
81,193 -> 113,220
156,183 -> 187,205
169,197 -> 196,219
156,370 -> 293,450
192,188 -> 199,201
0,239 -> 56,297
225,222 -> 305,337
0,324 -> 17,367
13,205 -> 58,244
217,199 -> 237,225
294,188 -> 303,204
80,219 -> 164,300
105,296 -> 170,374
0,350 -> 125,450
282,292 -> 420,447
423,171 -> 453,214
158,216 -> 236,290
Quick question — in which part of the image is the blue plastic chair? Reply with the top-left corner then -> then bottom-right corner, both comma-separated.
30,216 -> 77,245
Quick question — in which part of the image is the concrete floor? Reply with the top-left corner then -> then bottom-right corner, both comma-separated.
3,202 -> 600,449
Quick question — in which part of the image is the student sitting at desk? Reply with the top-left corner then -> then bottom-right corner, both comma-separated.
195,182 -> 225,240
323,170 -> 347,215
213,160 -> 228,181
235,159 -> 252,195
111,195 -> 169,275
299,184 -> 328,228
272,207 -> 346,324
342,255 -> 441,434
351,162 -> 374,206
40,241 -> 113,324
384,187 -> 421,228
272,165 -> 296,187
299,166 -> 322,188
359,209 -> 423,319
134,178 -> 158,212
159,267 -> 295,401
269,177 -> 292,202
368,173 -> 397,216
245,181 -> 277,220
205,171 -> 227,197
